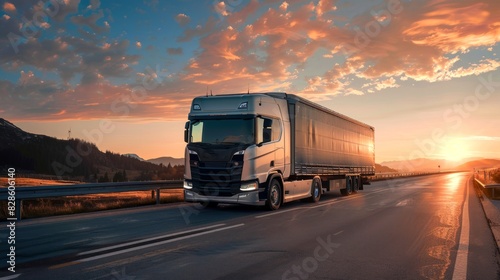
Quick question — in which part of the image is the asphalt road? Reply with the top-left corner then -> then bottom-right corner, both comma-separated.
1,172 -> 499,280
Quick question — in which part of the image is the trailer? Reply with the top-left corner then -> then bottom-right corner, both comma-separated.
183,92 -> 375,210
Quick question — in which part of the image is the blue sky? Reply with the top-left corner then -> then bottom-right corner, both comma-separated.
1,0 -> 500,163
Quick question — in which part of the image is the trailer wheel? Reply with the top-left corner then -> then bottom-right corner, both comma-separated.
353,176 -> 359,193
308,177 -> 322,203
266,178 -> 282,211
341,176 -> 353,196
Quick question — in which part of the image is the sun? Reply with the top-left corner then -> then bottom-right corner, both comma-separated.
438,137 -> 469,162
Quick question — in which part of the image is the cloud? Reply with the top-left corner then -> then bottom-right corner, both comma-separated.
167,47 -> 183,55
214,1 -> 230,17
3,2 -> 16,13
177,17 -> 218,42
71,10 -> 110,33
175,13 -> 190,26
2,0 -> 500,122
87,0 -> 101,10
403,1 -> 500,53
1,33 -> 140,85
0,73 -> 195,121
291,0 -> 500,94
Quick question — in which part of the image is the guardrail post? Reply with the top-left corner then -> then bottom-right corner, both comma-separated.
155,189 -> 160,204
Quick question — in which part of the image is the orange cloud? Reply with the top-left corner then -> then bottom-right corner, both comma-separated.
3,0 -> 500,123
2,2 -> 16,13
404,1 -> 500,53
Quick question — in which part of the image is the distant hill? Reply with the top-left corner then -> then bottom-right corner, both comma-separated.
375,163 -> 397,173
123,153 -> 145,161
147,156 -> 184,166
381,158 -> 459,172
381,157 -> 500,172
456,159 -> 500,171
0,118 -> 183,181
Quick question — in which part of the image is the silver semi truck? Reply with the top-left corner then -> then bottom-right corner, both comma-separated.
183,92 -> 375,210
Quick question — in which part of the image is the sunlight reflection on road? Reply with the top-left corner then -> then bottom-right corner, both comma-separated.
419,173 -> 466,279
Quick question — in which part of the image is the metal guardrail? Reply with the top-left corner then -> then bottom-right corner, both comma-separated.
474,168 -> 500,199
370,170 -> 458,181
1,180 -> 183,220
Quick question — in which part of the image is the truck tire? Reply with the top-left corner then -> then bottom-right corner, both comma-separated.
353,176 -> 359,193
340,176 -> 353,196
308,177 -> 322,203
266,178 -> 282,211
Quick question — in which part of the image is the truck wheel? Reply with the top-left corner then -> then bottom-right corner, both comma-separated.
266,178 -> 282,211
353,176 -> 359,193
308,178 -> 322,203
341,177 -> 353,196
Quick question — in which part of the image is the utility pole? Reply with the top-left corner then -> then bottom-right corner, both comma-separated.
68,129 -> 71,140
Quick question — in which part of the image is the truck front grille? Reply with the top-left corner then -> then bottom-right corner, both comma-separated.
190,161 -> 243,196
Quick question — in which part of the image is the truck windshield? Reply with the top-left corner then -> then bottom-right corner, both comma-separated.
190,118 -> 254,145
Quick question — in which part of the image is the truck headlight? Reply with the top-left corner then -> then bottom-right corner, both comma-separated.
240,181 -> 258,191
184,180 -> 193,189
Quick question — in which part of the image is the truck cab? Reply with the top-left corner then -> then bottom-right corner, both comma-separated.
183,93 -> 290,209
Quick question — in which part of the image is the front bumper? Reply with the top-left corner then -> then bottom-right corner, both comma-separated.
184,189 -> 265,206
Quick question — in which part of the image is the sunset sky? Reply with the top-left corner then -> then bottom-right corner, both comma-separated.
1,0 -> 500,163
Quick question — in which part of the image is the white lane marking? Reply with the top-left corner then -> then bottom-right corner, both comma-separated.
0,274 -> 21,280
396,199 -> 409,207
334,230 -> 344,236
255,207 -> 303,219
64,238 -> 92,246
452,178 -> 470,280
75,223 -> 245,263
78,223 -> 226,256
255,188 -> 389,218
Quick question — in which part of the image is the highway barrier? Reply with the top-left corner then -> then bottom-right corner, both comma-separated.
369,170 -> 460,181
0,180 -> 183,220
474,168 -> 500,199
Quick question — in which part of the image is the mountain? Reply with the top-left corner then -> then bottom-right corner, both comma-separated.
0,118 -> 47,147
455,159 -> 500,171
375,163 -> 397,173
123,153 -> 145,161
381,158 -> 459,172
0,118 -> 184,181
381,157 -> 500,172
147,156 -> 184,166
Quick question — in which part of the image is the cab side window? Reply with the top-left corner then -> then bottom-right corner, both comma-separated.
257,117 -> 281,144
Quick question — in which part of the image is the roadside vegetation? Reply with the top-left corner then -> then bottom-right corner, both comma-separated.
0,177 -> 184,219
492,169 -> 500,183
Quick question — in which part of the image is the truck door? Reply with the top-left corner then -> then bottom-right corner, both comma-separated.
256,117 -> 284,174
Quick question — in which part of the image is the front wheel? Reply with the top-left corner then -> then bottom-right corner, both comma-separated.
266,178 -> 282,211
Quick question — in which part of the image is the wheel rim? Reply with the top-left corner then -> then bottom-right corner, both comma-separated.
313,181 -> 320,198
270,184 -> 280,206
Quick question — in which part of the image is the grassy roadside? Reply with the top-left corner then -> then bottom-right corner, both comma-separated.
0,177 -> 184,219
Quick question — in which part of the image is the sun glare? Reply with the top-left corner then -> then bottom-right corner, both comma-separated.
438,137 -> 469,162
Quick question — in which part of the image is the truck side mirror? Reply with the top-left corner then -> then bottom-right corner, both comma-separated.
184,121 -> 189,143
